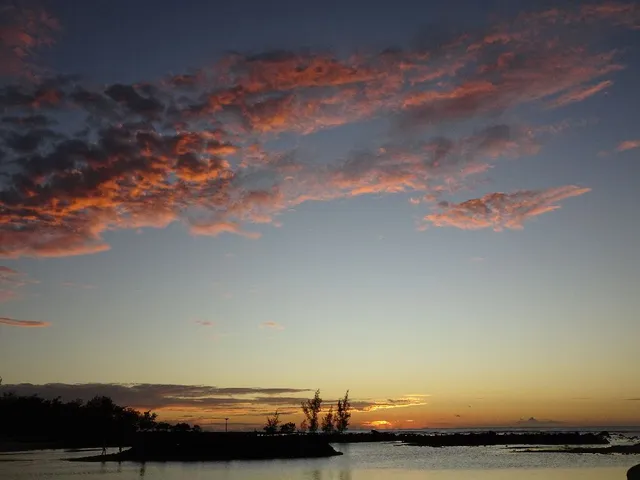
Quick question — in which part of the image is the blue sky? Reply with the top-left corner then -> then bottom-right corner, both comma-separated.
1,0 -> 639,429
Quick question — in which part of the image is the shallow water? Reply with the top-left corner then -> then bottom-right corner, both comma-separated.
0,442 -> 638,479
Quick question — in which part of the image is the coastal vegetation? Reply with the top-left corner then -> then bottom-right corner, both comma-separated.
264,389 -> 351,435
0,389 -> 200,450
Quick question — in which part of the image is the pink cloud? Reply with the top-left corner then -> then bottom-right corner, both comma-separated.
548,80 -> 613,108
0,289 -> 20,302
195,320 -> 215,327
0,317 -> 50,328
616,140 -> 640,152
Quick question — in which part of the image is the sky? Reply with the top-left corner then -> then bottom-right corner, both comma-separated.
0,0 -> 639,431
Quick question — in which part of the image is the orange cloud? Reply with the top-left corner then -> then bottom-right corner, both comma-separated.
351,395 -> 429,412
189,221 -> 261,239
362,420 -> 394,429
260,321 -> 284,330
422,186 -> 591,231
0,317 -> 50,327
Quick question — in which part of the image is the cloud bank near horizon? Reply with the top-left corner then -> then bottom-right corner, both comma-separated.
1,3 -> 636,258
0,383 -> 429,424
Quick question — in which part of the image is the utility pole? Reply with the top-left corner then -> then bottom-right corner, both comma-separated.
224,418 -> 229,432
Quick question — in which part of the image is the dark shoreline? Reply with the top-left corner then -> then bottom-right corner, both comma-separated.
3,430 -> 634,462
2,430 -> 612,453
69,433 -> 342,462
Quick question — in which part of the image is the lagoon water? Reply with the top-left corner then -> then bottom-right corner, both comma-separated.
1,442 -> 639,480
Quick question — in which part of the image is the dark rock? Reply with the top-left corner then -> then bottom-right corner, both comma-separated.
69,432 -> 342,462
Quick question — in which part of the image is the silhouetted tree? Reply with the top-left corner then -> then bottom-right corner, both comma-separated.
192,424 -> 202,432
299,419 -> 308,433
279,422 -> 296,434
301,389 -> 322,433
335,390 -> 351,433
139,411 -> 158,431
171,422 -> 191,433
0,390 -> 199,446
263,410 -> 280,434
321,406 -> 335,434
156,422 -> 171,432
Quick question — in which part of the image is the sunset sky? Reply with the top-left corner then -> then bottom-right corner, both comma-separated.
1,0 -> 639,430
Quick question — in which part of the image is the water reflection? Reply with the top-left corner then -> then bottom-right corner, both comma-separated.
0,443 -> 636,480
308,469 -> 321,480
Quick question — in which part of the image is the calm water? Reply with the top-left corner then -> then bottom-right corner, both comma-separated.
1,442 -> 638,480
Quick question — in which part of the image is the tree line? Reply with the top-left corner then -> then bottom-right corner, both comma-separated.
264,390 -> 351,434
0,388 -> 200,446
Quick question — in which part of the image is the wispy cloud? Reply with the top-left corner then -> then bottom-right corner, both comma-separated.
0,266 -> 37,302
547,80 -> 613,108
195,320 -> 214,327
61,281 -> 96,289
260,321 -> 284,330
0,317 -> 50,328
0,4 -> 60,78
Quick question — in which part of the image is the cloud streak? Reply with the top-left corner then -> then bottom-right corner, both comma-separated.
260,321 -> 284,330
547,80 -> 613,108
0,317 -> 50,327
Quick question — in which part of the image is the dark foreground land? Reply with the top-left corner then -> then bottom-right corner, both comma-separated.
63,431 -> 616,462
70,432 -> 341,462
629,463 -> 640,479
1,430 -> 622,463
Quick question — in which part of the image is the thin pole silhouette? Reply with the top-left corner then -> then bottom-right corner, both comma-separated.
224,417 -> 229,432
